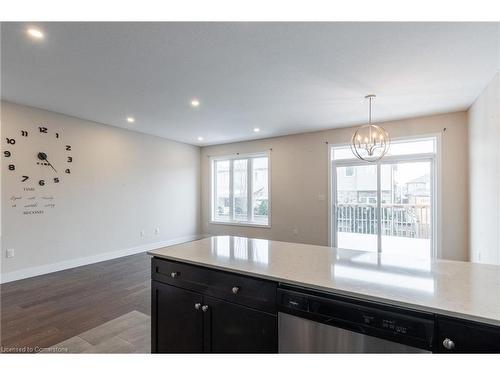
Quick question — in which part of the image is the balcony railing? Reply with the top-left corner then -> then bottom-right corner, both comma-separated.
336,203 -> 431,239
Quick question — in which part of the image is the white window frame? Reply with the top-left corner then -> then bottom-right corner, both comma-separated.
328,134 -> 441,259
210,151 -> 271,228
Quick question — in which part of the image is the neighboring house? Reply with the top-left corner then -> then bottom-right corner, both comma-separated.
405,174 -> 431,205
337,165 -> 392,204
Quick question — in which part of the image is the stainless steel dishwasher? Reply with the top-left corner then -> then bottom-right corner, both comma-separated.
277,285 -> 435,353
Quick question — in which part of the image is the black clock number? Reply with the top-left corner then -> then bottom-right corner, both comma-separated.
39,127 -> 48,133
39,180 -> 45,186
22,176 -> 29,182
6,138 -> 16,145
8,164 -> 15,171
67,156 -> 73,163
56,133 -> 59,139
21,130 -> 28,137
4,151 -> 11,157
65,168 -> 71,174
54,177 -> 60,183
66,145 -> 72,151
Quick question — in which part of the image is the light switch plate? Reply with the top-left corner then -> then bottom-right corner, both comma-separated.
6,249 -> 15,258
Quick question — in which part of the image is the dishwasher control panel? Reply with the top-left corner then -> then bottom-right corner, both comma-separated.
278,286 -> 435,351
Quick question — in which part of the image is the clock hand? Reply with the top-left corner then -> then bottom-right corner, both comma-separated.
45,158 -> 58,173
37,152 -> 58,173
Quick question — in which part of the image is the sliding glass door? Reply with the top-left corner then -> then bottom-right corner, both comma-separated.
335,164 -> 379,252
380,161 -> 433,257
331,137 -> 437,259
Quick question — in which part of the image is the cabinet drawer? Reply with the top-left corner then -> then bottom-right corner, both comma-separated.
437,316 -> 500,353
152,257 -> 277,313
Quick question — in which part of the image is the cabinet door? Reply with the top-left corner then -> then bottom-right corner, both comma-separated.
152,281 -> 204,353
203,296 -> 277,353
437,316 -> 500,353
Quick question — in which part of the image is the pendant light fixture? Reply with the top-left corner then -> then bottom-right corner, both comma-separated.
350,94 -> 390,162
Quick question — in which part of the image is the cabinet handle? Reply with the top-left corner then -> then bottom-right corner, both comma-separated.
442,338 -> 455,350
201,305 -> 209,312
170,272 -> 179,278
231,286 -> 240,294
194,303 -> 201,310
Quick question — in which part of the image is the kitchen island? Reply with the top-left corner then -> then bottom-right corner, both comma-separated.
148,236 -> 500,353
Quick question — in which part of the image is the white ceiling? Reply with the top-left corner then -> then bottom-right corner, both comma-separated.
1,22 -> 499,145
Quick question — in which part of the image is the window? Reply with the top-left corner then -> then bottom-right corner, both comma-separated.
331,137 -> 438,259
211,153 -> 270,226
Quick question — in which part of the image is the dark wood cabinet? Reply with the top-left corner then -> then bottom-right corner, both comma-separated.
152,281 -> 204,353
151,258 -> 278,353
204,296 -> 277,353
151,257 -> 277,313
436,316 -> 500,353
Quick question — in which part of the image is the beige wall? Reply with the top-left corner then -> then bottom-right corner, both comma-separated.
1,101 -> 201,282
468,71 -> 500,265
201,112 -> 469,261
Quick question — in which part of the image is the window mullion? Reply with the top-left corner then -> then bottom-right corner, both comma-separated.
248,158 -> 253,223
332,165 -> 338,248
376,162 -> 382,253
212,161 -> 217,221
229,159 -> 234,221
430,158 -> 436,259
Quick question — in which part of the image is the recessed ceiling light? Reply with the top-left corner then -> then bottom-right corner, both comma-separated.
197,137 -> 204,141
27,28 -> 44,40
190,99 -> 200,108
253,128 -> 261,133
126,117 -> 135,123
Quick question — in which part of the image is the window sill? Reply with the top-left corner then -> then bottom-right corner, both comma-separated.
209,220 -> 271,229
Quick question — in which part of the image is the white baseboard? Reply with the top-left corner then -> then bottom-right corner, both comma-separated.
0,234 -> 205,284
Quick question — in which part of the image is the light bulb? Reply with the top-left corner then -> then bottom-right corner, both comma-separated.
27,28 -> 44,40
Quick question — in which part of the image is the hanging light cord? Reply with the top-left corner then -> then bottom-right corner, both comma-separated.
368,96 -> 372,124
368,95 -> 373,141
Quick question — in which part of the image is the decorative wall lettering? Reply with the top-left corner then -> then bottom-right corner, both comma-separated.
23,210 -> 45,215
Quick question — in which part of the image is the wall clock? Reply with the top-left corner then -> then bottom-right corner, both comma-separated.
4,124 -> 73,215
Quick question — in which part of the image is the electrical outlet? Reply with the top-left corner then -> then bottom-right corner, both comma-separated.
155,227 -> 160,236
6,249 -> 15,258
140,229 -> 145,238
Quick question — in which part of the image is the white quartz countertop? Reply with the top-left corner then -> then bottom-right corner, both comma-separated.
148,236 -> 500,326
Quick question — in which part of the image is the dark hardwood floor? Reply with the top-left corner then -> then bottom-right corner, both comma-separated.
1,252 -> 150,351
